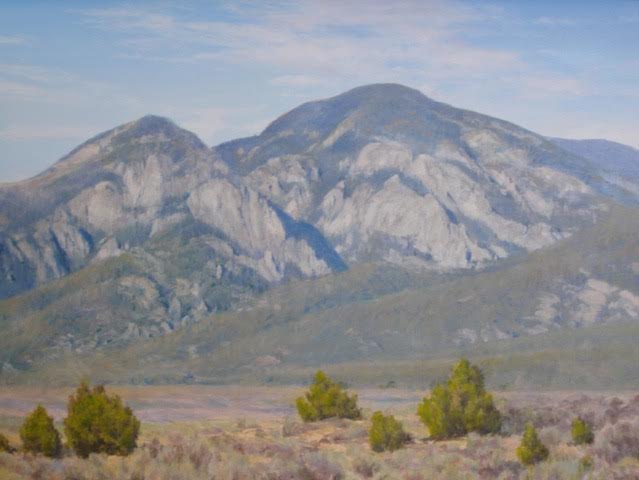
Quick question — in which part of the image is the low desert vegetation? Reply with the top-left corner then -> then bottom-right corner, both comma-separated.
368,411 -> 410,452
2,393 -> 639,480
593,418 -> 639,463
3,366 -> 639,478
571,415 -> 594,445
417,358 -> 502,439
0,433 -> 14,453
296,370 -> 362,421
19,405 -> 61,458
516,423 -> 549,466
3,381 -> 139,463
64,381 -> 140,458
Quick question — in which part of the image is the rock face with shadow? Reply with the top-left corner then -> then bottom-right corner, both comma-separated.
0,116 -> 343,301
219,84 -> 617,271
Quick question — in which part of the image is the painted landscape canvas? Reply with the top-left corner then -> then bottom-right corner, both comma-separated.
1,1 -> 638,478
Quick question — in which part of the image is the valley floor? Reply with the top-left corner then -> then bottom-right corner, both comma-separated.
1,386 -> 639,479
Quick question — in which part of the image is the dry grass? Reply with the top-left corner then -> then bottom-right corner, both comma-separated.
1,387 -> 639,479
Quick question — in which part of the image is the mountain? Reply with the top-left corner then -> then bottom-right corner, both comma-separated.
218,84 -> 613,270
550,137 -> 639,198
0,116 -> 343,297
1,83 -> 638,386
5,204 -> 639,388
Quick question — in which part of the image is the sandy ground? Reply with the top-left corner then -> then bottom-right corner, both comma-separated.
1,384 -> 636,424
0,385 -> 427,423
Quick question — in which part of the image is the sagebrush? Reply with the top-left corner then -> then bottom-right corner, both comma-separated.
417,359 -> 502,439
64,381 -> 140,458
517,423 -> 549,466
368,411 -> 410,452
296,370 -> 361,422
19,405 -> 61,458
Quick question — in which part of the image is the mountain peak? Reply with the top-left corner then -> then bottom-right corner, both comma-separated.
335,82 -> 430,101
255,83 -> 435,142
51,115 -> 205,171
122,114 -> 188,139
131,114 -> 177,131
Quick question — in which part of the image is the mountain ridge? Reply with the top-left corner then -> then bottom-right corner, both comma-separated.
1,83 -> 638,385
3,204 -> 638,387
549,137 -> 639,200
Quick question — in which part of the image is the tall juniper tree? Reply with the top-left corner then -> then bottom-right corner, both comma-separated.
417,359 -> 501,439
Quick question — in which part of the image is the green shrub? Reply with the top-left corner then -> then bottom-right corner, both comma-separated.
0,433 -> 15,453
579,454 -> 594,471
368,411 -> 410,452
571,416 -> 594,445
296,371 -> 361,422
63,381 -> 140,458
416,359 -> 501,439
516,423 -> 549,466
19,405 -> 61,457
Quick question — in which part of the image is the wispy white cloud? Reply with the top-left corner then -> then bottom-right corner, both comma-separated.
77,7 -> 175,33
270,75 -> 325,87
170,105 -> 271,145
0,63 -> 73,83
178,106 -> 228,142
76,1 -> 521,86
0,80 -> 44,98
0,35 -> 26,45
11,3 -> 638,115
0,62 -> 139,144
0,124 -> 100,141
77,1 -> 633,150
517,73 -> 588,98
0,63 -> 136,106
1,1 -> 637,182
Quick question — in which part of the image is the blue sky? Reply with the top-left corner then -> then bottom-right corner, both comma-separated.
1,0 -> 638,181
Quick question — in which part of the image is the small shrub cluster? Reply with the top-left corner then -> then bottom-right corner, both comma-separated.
579,454 -> 594,470
368,412 -> 410,452
571,416 -> 594,445
517,423 -> 550,466
416,359 -> 502,439
3,381 -> 139,461
64,381 -> 141,458
19,405 -> 62,458
296,371 -> 361,422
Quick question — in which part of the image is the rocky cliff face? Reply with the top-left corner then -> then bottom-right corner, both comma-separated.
0,115 -> 343,304
2,85 -> 630,303
218,84 -> 607,270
